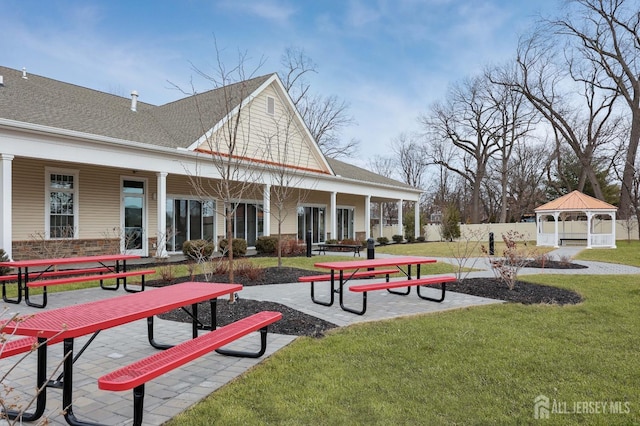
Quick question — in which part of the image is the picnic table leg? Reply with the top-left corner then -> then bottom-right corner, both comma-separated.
338,269 -> 367,315
99,261 -> 120,291
1,337 -> 48,422
1,271 -> 22,304
417,282 -> 446,302
62,338 -> 104,426
147,302 -> 205,349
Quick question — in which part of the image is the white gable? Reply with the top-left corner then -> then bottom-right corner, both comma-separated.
192,75 -> 332,175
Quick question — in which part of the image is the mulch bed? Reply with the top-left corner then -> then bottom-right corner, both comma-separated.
153,263 -> 583,338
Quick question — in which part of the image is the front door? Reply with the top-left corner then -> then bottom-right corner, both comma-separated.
122,179 -> 146,255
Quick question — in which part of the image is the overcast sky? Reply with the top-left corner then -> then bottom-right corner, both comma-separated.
1,0 -> 561,165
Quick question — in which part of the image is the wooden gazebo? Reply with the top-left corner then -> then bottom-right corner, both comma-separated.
534,190 -> 617,248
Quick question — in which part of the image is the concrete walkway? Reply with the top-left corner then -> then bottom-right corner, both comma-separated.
1,247 -> 637,425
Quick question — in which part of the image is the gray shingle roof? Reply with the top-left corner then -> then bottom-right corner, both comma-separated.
0,65 -> 418,192
327,158 -> 416,190
0,65 -> 271,149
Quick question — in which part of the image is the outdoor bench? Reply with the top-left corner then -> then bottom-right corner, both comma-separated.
559,238 -> 587,245
98,310 -> 282,426
24,269 -> 156,308
299,268 -> 398,306
314,243 -> 362,256
343,274 -> 458,315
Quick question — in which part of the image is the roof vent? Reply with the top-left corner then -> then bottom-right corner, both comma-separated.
0,75 -> 4,86
130,90 -> 138,112
22,67 -> 28,79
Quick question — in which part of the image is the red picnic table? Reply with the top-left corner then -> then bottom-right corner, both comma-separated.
313,256 -> 441,314
0,254 -> 145,308
0,281 -> 242,426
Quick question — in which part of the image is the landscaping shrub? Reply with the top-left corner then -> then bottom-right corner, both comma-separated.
234,259 -> 265,280
417,236 -> 425,242
406,235 -> 416,243
0,249 -> 10,276
281,238 -> 306,256
218,238 -> 247,257
181,239 -> 214,261
326,239 -> 338,244
376,236 -> 389,245
255,236 -> 279,255
392,234 -> 404,244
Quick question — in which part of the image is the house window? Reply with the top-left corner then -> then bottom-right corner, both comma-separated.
165,198 -> 215,252
297,205 -> 326,243
46,169 -> 78,239
266,96 -> 275,115
336,207 -> 355,240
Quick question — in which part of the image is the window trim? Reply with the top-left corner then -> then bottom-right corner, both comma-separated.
45,167 -> 79,239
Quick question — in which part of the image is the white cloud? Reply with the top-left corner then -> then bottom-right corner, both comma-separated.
217,0 -> 296,25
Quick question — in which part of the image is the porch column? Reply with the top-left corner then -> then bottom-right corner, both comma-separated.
263,184 -> 271,237
330,192 -> 337,240
397,199 -> 404,238
156,172 -> 168,258
364,195 -> 371,239
414,201 -> 420,239
0,154 -> 13,259
379,202 -> 384,238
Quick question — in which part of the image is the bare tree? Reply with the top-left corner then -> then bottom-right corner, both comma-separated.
485,65 -> 539,222
279,47 -> 360,159
185,44 -> 267,302
392,132 -> 428,188
494,32 -> 621,202
549,0 -> 640,217
421,75 -> 503,223
506,142 -> 553,220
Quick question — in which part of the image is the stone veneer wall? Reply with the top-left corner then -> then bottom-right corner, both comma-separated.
11,238 -> 121,260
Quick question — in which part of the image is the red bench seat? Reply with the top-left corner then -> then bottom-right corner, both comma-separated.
24,269 -> 156,308
0,267 -> 111,282
342,275 -> 457,315
98,311 -> 282,426
300,268 -> 398,307
25,269 -> 155,288
298,268 -> 398,283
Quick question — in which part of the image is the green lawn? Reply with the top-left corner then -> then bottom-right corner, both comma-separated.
575,240 -> 640,267
166,243 -> 640,425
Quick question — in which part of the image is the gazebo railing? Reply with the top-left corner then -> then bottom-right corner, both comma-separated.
537,233 -> 557,246
591,234 -> 614,247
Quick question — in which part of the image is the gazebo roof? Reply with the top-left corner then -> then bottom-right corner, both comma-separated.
535,190 -> 617,212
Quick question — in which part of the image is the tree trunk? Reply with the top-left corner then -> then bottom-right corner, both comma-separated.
619,109 -> 640,219
226,213 -> 235,302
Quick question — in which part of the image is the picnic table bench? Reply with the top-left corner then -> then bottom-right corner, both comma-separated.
299,268 -> 398,306
314,243 -> 362,256
0,254 -> 153,308
0,282 -> 282,426
348,274 -> 457,315
98,311 -> 282,426
312,256 -> 456,315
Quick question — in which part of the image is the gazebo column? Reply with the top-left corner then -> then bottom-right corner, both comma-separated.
586,212 -> 593,249
611,212 -> 617,248
553,212 -> 560,248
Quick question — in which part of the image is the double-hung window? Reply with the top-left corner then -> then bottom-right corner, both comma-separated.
46,169 -> 78,239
